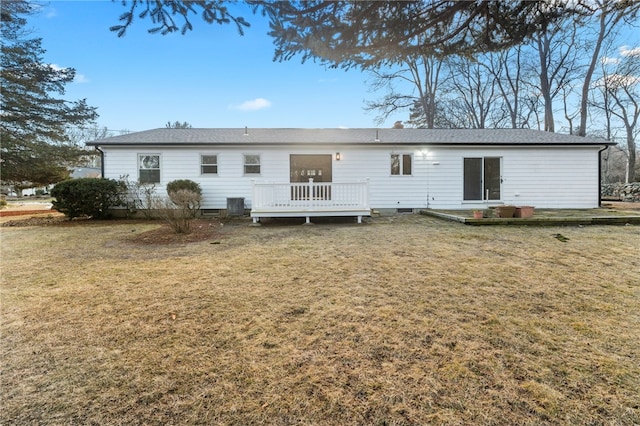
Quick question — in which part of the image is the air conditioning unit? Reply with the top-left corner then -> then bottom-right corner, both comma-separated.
226,198 -> 245,216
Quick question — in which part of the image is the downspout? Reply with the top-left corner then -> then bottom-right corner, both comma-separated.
95,146 -> 104,178
598,145 -> 609,207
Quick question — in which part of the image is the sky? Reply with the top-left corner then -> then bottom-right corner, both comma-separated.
28,1 -> 405,134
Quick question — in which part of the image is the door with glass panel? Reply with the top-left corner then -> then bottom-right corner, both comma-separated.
290,155 -> 332,200
463,157 -> 501,201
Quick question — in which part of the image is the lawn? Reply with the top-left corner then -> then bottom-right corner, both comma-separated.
1,216 -> 639,425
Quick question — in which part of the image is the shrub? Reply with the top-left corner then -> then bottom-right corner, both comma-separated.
156,180 -> 203,233
153,195 -> 196,233
166,179 -> 202,198
51,178 -> 125,219
118,174 -> 158,219
166,180 -> 202,219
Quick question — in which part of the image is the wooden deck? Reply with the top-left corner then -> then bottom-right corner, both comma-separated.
250,179 -> 370,224
421,208 -> 640,226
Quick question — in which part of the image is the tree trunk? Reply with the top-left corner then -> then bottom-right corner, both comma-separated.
626,127 -> 637,183
579,12 -> 607,136
537,34 -> 555,132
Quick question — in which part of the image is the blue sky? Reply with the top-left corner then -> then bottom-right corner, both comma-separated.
29,1 -> 401,133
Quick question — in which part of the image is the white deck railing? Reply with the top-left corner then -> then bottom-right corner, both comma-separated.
251,178 -> 370,222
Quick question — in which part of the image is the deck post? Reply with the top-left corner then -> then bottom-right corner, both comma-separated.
251,179 -> 257,210
364,178 -> 370,209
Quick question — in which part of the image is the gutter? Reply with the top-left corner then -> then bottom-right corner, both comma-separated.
85,142 -> 613,148
598,145 -> 610,207
95,146 -> 105,178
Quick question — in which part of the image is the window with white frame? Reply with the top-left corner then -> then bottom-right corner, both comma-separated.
244,154 -> 261,174
201,154 -> 218,174
391,154 -> 412,175
139,154 -> 160,183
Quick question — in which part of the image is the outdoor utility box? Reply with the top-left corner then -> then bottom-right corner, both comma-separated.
226,197 -> 245,216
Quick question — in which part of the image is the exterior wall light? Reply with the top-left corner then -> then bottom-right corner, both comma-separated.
336,152 -> 341,161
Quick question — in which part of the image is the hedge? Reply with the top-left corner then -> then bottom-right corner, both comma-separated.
51,178 -> 125,219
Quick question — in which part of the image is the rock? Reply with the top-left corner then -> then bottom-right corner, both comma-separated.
601,182 -> 640,202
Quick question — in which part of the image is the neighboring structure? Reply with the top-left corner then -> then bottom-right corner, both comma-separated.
70,167 -> 101,179
87,128 -> 612,221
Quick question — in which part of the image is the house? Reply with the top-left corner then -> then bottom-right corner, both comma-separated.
87,128 -> 612,222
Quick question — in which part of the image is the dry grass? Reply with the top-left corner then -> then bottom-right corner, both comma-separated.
1,216 -> 639,425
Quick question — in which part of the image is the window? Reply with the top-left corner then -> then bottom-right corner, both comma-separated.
201,154 -> 218,174
391,154 -> 412,175
139,154 -> 160,183
463,157 -> 501,201
244,154 -> 261,174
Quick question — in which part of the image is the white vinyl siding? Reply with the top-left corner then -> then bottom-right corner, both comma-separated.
424,147 -> 600,209
100,145 -> 602,210
334,148 -> 424,209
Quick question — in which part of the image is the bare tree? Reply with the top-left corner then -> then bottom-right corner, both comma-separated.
166,121 -> 192,129
64,125 -> 112,169
366,52 -> 446,128
530,17 -> 581,132
484,47 -> 535,129
66,124 -> 112,146
593,49 -> 640,182
607,71 -> 640,182
599,144 -> 630,183
442,54 -> 498,129
576,0 -> 640,137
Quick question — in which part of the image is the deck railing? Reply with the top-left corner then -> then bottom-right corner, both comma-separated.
251,178 -> 370,212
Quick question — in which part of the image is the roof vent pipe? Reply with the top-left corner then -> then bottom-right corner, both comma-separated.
244,126 -> 248,135
375,129 -> 380,142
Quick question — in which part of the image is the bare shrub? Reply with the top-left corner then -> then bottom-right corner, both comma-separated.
154,189 -> 202,234
118,175 -> 157,219
167,188 -> 201,218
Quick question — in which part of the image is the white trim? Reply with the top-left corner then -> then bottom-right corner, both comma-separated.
462,156 -> 502,202
200,153 -> 218,176
390,153 -> 413,176
138,153 -> 161,184
243,153 -> 261,176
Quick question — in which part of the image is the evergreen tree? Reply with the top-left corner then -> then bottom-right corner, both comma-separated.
0,1 -> 98,194
266,1 -> 573,69
110,1 -> 577,69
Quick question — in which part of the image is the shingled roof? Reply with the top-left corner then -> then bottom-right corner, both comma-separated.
87,128 -> 611,146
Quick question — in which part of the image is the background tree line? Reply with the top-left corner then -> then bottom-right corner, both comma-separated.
2,1 -> 638,194
104,0 -> 640,183
362,1 -> 638,182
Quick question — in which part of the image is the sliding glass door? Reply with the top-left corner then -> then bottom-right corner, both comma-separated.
463,157 -> 501,201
